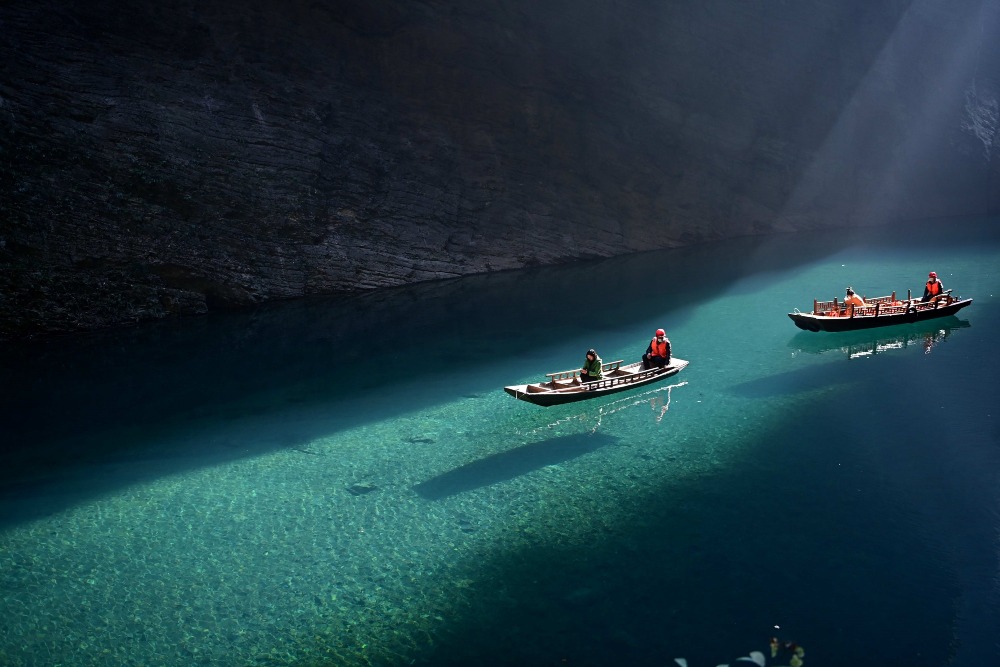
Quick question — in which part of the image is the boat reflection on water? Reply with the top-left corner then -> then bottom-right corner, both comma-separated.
788,317 -> 971,360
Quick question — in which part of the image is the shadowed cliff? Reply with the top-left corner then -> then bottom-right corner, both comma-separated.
1,0 -> 999,338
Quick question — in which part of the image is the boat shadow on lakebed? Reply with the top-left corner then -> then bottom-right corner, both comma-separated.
730,318 -> 972,399
414,431 -> 617,500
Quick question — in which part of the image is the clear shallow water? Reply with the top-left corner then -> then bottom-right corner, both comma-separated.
1,218 -> 999,666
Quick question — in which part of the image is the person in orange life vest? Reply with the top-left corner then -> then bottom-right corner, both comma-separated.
642,329 -> 671,369
580,349 -> 603,383
922,271 -> 944,302
844,287 -> 865,315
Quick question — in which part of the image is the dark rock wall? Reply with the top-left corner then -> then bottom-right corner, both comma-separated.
2,0 -> 999,338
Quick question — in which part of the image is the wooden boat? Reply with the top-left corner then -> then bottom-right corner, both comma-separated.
788,290 -> 972,332
504,358 -> 689,407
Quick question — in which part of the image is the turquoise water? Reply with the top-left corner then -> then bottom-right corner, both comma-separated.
2,218 -> 999,666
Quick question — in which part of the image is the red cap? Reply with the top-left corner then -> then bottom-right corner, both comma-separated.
929,271 -> 937,278
655,328 -> 665,337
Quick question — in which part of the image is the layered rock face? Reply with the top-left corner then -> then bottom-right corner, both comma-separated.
2,0 -> 999,338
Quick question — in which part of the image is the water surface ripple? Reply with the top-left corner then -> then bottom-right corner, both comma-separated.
2,218 -> 998,666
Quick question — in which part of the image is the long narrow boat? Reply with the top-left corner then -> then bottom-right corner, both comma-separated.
504,358 -> 689,407
788,290 -> 972,332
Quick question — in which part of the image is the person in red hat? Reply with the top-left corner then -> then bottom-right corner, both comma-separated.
642,328 -> 671,369
922,271 -> 945,302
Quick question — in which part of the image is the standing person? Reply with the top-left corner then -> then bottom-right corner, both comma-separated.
580,349 -> 603,383
642,328 -> 671,369
922,271 -> 945,302
844,287 -> 865,315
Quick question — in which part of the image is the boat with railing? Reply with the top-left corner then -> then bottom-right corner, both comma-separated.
504,358 -> 689,407
788,289 -> 972,332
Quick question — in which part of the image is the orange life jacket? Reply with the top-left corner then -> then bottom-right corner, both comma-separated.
649,337 -> 669,358
926,279 -> 941,296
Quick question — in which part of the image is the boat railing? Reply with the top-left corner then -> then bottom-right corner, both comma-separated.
814,292 -> 898,316
545,360 -> 623,383
587,374 -> 636,390
840,292 -> 957,317
866,293 -> 897,305
576,366 -> 664,391
813,298 -> 840,315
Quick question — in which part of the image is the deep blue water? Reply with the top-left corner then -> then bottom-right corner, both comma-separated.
1,217 -> 998,666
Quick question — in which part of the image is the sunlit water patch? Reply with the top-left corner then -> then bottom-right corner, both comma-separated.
2,218 -> 999,666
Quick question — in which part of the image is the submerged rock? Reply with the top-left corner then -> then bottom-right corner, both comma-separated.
346,482 -> 379,496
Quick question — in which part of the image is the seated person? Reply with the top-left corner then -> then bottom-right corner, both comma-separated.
580,349 -> 603,383
844,287 -> 865,315
642,329 -> 671,369
922,271 -> 945,302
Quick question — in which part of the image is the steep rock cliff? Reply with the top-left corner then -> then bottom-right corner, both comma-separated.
2,0 -> 999,337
